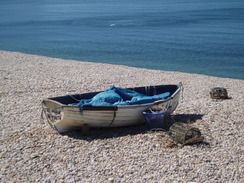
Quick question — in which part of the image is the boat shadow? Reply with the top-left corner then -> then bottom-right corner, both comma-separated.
63,124 -> 148,141
64,113 -> 204,140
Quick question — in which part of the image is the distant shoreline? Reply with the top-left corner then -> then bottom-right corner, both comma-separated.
1,50 -> 243,81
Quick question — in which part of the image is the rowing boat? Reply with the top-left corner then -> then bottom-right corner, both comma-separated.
41,84 -> 181,133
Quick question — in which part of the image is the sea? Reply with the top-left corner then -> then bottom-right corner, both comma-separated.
0,0 -> 244,79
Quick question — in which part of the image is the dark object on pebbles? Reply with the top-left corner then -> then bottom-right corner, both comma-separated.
143,110 -> 165,130
169,122 -> 204,145
210,87 -> 228,99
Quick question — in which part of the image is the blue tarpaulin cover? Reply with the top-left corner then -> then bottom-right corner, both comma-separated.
69,86 -> 170,107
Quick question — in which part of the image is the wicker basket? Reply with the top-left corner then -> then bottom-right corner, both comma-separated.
169,122 -> 204,145
210,87 -> 228,99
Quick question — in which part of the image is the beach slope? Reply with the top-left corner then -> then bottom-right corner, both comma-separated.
1,51 -> 243,182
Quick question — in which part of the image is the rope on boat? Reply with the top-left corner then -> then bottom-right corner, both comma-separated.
69,95 -> 81,102
153,85 -> 157,95
40,102 -> 61,130
144,86 -> 148,96
108,109 -> 117,127
40,103 -> 54,129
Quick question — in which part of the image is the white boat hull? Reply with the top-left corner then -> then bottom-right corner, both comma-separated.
42,84 -> 181,133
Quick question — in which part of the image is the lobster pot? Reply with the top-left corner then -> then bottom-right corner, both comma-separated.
143,111 -> 165,130
210,87 -> 228,99
169,122 -> 202,144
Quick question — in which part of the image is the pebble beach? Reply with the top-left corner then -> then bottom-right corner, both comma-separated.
1,50 -> 243,182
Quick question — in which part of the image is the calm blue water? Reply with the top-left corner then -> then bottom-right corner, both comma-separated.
0,0 -> 244,79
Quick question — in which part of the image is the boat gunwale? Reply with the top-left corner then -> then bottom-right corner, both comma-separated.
42,84 -> 181,109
